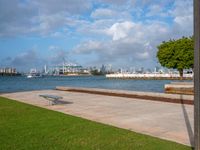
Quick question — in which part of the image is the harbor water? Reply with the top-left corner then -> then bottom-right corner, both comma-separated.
0,76 -> 186,93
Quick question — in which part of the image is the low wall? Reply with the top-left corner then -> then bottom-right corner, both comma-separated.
56,86 -> 194,105
165,82 -> 194,95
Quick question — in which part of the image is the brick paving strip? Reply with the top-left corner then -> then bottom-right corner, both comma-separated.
1,89 -> 194,146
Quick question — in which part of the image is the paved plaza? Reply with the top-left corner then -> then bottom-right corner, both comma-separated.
1,90 -> 194,146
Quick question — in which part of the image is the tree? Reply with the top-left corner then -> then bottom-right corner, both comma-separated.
157,36 -> 194,78
90,69 -> 104,76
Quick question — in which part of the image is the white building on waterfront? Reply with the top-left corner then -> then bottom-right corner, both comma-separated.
0,67 -> 16,74
51,62 -> 89,75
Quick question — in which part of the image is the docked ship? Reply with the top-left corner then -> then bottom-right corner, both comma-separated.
51,62 -> 89,76
27,69 -> 42,78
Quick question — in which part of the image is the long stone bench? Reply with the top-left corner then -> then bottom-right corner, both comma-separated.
165,82 -> 194,95
56,86 -> 193,105
39,94 -> 63,105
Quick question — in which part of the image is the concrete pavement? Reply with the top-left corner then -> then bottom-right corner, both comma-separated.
1,90 -> 194,146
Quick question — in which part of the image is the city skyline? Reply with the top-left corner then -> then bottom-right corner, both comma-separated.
0,0 -> 193,71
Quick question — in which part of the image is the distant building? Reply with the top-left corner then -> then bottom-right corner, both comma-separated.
154,66 -> 160,73
100,64 -> 106,74
0,67 -> 16,74
30,68 -> 37,74
0,68 -> 4,73
146,68 -> 152,73
44,65 -> 48,74
136,67 -> 144,74
51,62 -> 88,75
0,67 -> 18,76
107,64 -> 112,72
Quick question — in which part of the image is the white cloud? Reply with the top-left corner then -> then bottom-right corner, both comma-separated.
98,0 -> 127,5
72,19 -> 173,68
0,0 -> 194,69
74,41 -> 102,54
168,0 -> 193,38
0,0 -> 92,37
106,21 -> 135,40
146,4 -> 164,17
32,0 -> 92,15
30,13 -> 68,35
91,8 -> 117,19
1,50 -> 47,71
91,7 -> 133,21
136,51 -> 149,59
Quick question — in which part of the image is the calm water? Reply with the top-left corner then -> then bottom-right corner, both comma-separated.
0,76 -> 180,93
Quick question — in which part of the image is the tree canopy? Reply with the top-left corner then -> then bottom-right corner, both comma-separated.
157,36 -> 194,77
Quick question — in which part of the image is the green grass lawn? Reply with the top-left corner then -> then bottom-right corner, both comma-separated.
0,97 -> 192,150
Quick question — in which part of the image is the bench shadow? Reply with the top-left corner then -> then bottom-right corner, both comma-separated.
180,95 -> 194,148
54,100 -> 73,105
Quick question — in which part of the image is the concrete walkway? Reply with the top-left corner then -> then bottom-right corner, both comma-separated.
1,90 -> 194,146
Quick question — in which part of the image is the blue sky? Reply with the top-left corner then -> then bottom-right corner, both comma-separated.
0,0 -> 193,71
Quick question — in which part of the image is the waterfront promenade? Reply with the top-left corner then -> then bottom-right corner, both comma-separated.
1,89 -> 194,146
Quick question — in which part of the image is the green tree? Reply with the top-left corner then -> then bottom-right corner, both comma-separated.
157,36 -> 194,78
90,69 -> 104,76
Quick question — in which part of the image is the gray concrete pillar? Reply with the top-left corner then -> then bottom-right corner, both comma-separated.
194,0 -> 200,149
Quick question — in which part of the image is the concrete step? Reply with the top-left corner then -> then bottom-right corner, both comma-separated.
165,82 -> 194,95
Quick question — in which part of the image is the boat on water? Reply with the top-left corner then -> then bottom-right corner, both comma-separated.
26,69 -> 43,78
27,73 -> 43,78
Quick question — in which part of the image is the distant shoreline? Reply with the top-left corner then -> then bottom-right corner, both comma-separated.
58,74 -> 92,77
106,73 -> 193,80
106,77 -> 192,80
0,73 -> 21,76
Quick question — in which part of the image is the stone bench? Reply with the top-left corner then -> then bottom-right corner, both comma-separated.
39,94 -> 63,105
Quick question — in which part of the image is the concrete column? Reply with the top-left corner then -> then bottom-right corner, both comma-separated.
194,0 -> 200,149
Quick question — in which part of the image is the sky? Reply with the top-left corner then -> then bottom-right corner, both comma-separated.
0,0 -> 193,71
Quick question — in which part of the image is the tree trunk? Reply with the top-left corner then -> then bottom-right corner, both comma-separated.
179,69 -> 183,80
